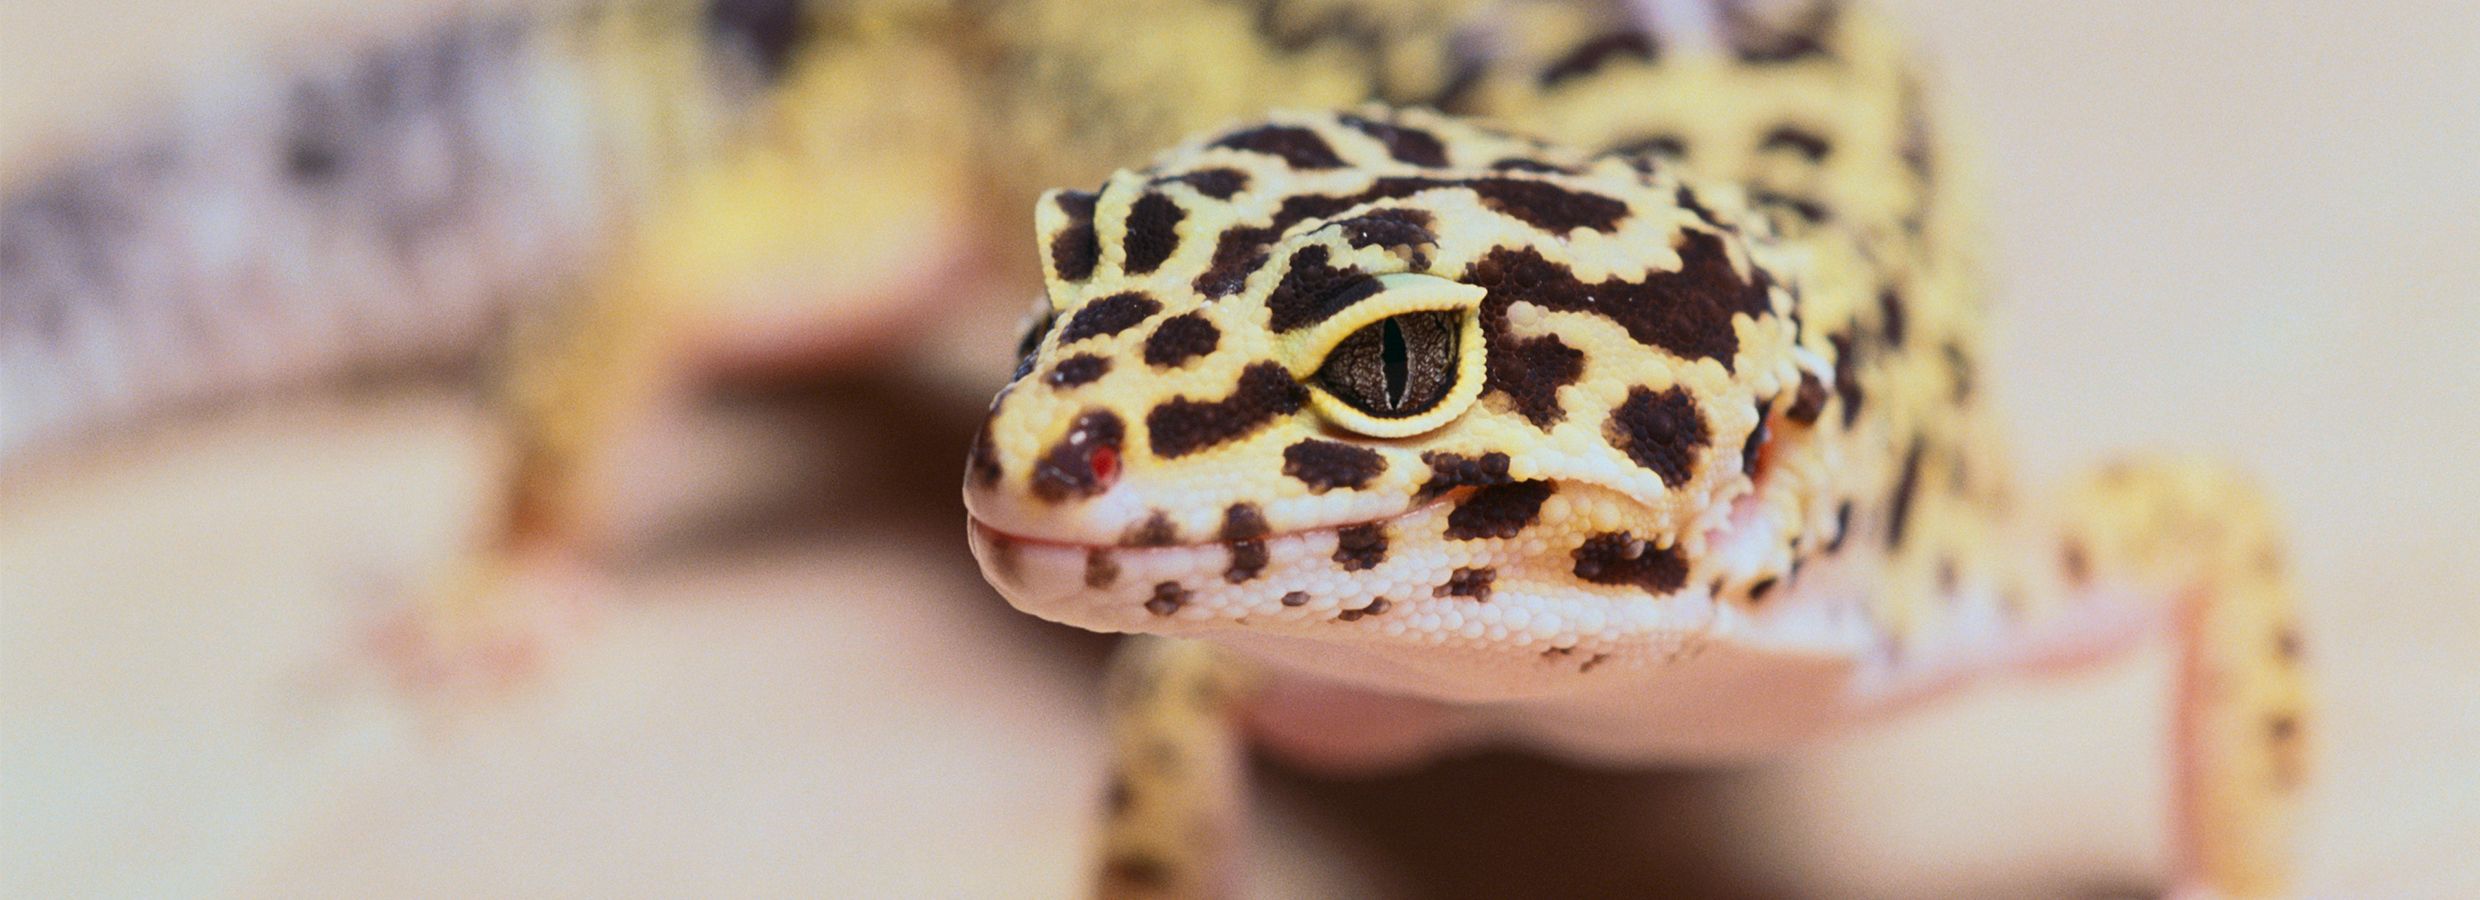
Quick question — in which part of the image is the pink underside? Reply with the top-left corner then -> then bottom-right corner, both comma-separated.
1239,583 -> 2165,774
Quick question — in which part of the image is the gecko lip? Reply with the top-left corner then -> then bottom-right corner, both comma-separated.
967,487 -> 1468,553
964,486 -> 1478,632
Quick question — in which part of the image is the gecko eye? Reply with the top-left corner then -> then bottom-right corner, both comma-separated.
1315,312 -> 1462,418
1299,273 -> 1488,438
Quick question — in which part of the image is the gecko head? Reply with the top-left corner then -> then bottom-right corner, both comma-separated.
963,108 -> 1829,699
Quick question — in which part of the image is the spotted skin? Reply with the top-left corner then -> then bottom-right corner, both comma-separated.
963,5 -> 2310,897
2,0 -> 2308,895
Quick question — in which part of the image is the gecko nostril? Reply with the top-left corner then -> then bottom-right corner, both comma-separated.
1030,409 -> 1126,503
1090,444 -> 1120,484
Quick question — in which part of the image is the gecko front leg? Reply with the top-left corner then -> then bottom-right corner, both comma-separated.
1094,637 -> 1260,899
2052,459 -> 2312,897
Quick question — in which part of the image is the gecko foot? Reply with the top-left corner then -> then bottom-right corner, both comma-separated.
364,548 -> 601,696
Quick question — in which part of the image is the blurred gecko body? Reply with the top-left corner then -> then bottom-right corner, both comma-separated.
6,5 -> 725,460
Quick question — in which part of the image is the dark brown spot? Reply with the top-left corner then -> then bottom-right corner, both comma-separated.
1049,190 -> 1100,281
1336,597 -> 1391,621
1029,410 -> 1124,503
1060,292 -> 1161,342
2063,539 -> 2091,585
1266,245 -> 1382,332
1084,550 -> 1120,589
284,136 -> 341,183
1878,287 -> 1908,348
1542,645 -> 1576,658
1191,173 -> 1620,304
1283,439 -> 1387,492
1102,853 -> 1173,890
1145,582 -> 1189,616
967,418 -> 1001,487
1474,234 -> 1769,403
1829,331 -> 1865,426
1760,125 -> 1833,161
1753,187 -> 1831,225
1273,191 -> 1386,233
1338,113 -> 1449,167
1886,439 -> 1926,548
1225,540 -> 1268,584
1142,312 -> 1220,368
705,0 -> 812,84
1195,225 -> 1279,298
1334,207 -> 1436,254
1540,31 -> 1658,87
1610,134 -> 1687,161
1446,481 -> 1554,540
1944,341 -> 1976,403
1827,501 -> 1854,552
1786,371 -> 1828,424
1334,524 -> 1389,571
1417,451 -> 1514,498
1724,0 -> 1839,64
1435,567 -> 1496,601
1125,511 -> 1178,547
1464,251 -> 1582,426
1487,331 -> 1585,427
1162,167 -> 1248,199
1122,192 -> 1185,275
1212,124 -> 1345,169
2276,625 -> 2304,662
1145,361 -> 1308,458
1491,157 -> 1576,175
1188,173 -> 1627,307
2269,711 -> 2308,789
1899,83 -> 1934,180
1014,310 -> 1057,373
1675,185 -> 1724,229
983,532 -> 1020,582
1045,353 -> 1110,388
1221,504 -> 1269,541
1104,773 -> 1134,815
1280,591 -> 1311,607
1571,532 -> 1690,594
1742,395 -> 1772,476
1466,177 -> 1630,233
1747,577 -> 1779,602
1607,386 -> 1709,488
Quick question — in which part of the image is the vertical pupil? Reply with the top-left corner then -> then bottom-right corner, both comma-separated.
1381,318 -> 1410,408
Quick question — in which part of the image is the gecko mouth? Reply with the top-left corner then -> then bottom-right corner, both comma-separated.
964,487 -> 1481,631
966,487 -> 1469,553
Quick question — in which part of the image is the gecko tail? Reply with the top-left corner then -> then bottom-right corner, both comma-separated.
0,0 -> 816,470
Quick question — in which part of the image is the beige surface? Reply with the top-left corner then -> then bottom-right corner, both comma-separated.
6,1 -> 2479,896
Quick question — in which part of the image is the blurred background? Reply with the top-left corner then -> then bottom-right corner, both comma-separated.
4,1 -> 2476,896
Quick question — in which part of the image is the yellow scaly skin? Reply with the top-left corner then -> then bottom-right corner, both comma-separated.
962,8 -> 2309,898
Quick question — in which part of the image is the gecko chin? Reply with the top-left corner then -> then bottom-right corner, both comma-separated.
966,481 -> 1729,702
